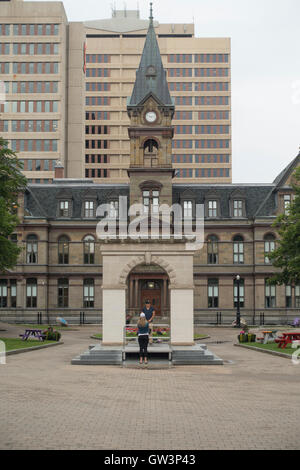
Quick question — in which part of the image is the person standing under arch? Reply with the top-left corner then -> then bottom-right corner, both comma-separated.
142,299 -> 155,344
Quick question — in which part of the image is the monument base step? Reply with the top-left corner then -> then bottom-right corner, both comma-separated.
71,342 -> 223,366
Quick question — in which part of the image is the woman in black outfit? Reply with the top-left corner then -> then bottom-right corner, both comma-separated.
137,313 -> 149,364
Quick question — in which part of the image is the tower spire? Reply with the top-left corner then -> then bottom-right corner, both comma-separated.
149,2 -> 153,25
128,3 -> 174,108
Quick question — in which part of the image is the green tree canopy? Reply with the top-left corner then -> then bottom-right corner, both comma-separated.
269,167 -> 300,285
0,138 -> 27,272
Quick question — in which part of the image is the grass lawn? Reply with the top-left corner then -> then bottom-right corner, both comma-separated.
0,337 -> 58,351
244,342 -> 298,356
13,324 -> 70,331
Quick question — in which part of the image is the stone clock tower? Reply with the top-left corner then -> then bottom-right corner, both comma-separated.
127,4 -> 175,210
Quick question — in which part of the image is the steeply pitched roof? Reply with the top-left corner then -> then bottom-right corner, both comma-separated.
25,182 -> 276,220
128,6 -> 173,108
273,151 -> 300,187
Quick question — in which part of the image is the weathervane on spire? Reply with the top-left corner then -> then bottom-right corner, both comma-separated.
149,2 -> 153,24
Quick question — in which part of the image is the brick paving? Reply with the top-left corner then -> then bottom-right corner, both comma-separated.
0,324 -> 300,450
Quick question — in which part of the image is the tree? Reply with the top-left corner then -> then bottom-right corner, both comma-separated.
269,167 -> 300,285
0,138 -> 27,272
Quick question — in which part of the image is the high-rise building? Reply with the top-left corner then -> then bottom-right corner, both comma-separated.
0,0 -> 231,184
0,0 -> 85,182
84,9 -> 231,184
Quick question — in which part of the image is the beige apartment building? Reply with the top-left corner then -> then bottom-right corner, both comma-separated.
0,0 -> 231,184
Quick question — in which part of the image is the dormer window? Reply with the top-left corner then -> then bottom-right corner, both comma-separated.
109,200 -> 119,218
184,200 -> 193,218
208,200 -> 218,218
233,200 -> 243,218
84,200 -> 94,218
59,200 -> 69,217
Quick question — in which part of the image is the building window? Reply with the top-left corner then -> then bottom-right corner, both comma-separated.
83,236 -> 95,265
26,235 -> 38,264
286,285 -> 292,308
58,200 -> 70,217
84,200 -> 94,218
143,190 -> 160,214
208,200 -> 218,218
58,279 -> 69,308
207,235 -> 219,265
0,280 -> 8,308
208,279 -> 219,308
233,235 -> 244,264
233,200 -> 243,218
109,200 -> 119,218
264,234 -> 276,264
83,279 -> 95,308
58,236 -> 69,265
234,279 -> 245,308
10,280 -> 17,308
183,200 -> 193,218
284,195 -> 291,215
265,282 -> 276,308
26,278 -> 37,308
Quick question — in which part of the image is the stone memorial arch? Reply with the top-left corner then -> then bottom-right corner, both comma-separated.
101,242 -> 195,346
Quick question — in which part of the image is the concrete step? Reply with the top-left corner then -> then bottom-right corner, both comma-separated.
72,357 -> 122,365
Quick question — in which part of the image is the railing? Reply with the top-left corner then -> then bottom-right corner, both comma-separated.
195,311 -> 297,326
123,323 -> 171,348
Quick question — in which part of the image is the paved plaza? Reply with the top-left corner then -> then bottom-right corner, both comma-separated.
0,324 -> 299,450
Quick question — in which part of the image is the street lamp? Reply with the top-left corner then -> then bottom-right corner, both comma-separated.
235,275 -> 241,328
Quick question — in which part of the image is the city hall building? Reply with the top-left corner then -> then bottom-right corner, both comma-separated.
0,1 -> 299,343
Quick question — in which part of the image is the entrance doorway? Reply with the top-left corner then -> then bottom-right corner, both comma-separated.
127,265 -> 170,318
141,281 -> 161,316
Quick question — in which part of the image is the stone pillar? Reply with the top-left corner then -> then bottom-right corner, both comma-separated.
170,288 -> 194,346
134,279 -> 139,309
102,288 -> 126,346
163,278 -> 167,310
129,278 -> 134,310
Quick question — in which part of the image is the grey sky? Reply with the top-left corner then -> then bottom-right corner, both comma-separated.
28,0 -> 300,183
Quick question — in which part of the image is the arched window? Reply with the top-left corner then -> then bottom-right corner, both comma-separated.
83,235 -> 95,265
264,234 -> 276,264
143,139 -> 158,167
207,235 -> 219,265
58,236 -> 69,265
26,235 -> 38,264
233,235 -> 244,264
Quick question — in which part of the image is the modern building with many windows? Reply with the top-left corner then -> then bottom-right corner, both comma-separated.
0,0 -> 231,184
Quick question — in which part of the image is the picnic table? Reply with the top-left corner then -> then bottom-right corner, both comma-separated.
257,330 -> 277,344
276,332 -> 300,349
20,329 -> 45,342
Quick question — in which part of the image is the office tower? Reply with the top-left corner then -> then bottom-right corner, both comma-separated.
84,8 -> 231,183
0,1 -> 231,184
0,0 -> 85,182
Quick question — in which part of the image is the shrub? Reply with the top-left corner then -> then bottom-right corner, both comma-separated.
43,326 -> 61,342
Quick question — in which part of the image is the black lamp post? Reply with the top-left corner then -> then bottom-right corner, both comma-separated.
235,275 -> 241,328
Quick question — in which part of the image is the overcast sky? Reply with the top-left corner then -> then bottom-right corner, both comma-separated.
28,0 -> 300,183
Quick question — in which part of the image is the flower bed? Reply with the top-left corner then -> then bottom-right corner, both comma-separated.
125,327 -> 170,337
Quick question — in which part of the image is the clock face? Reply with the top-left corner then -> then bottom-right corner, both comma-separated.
145,111 -> 157,123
